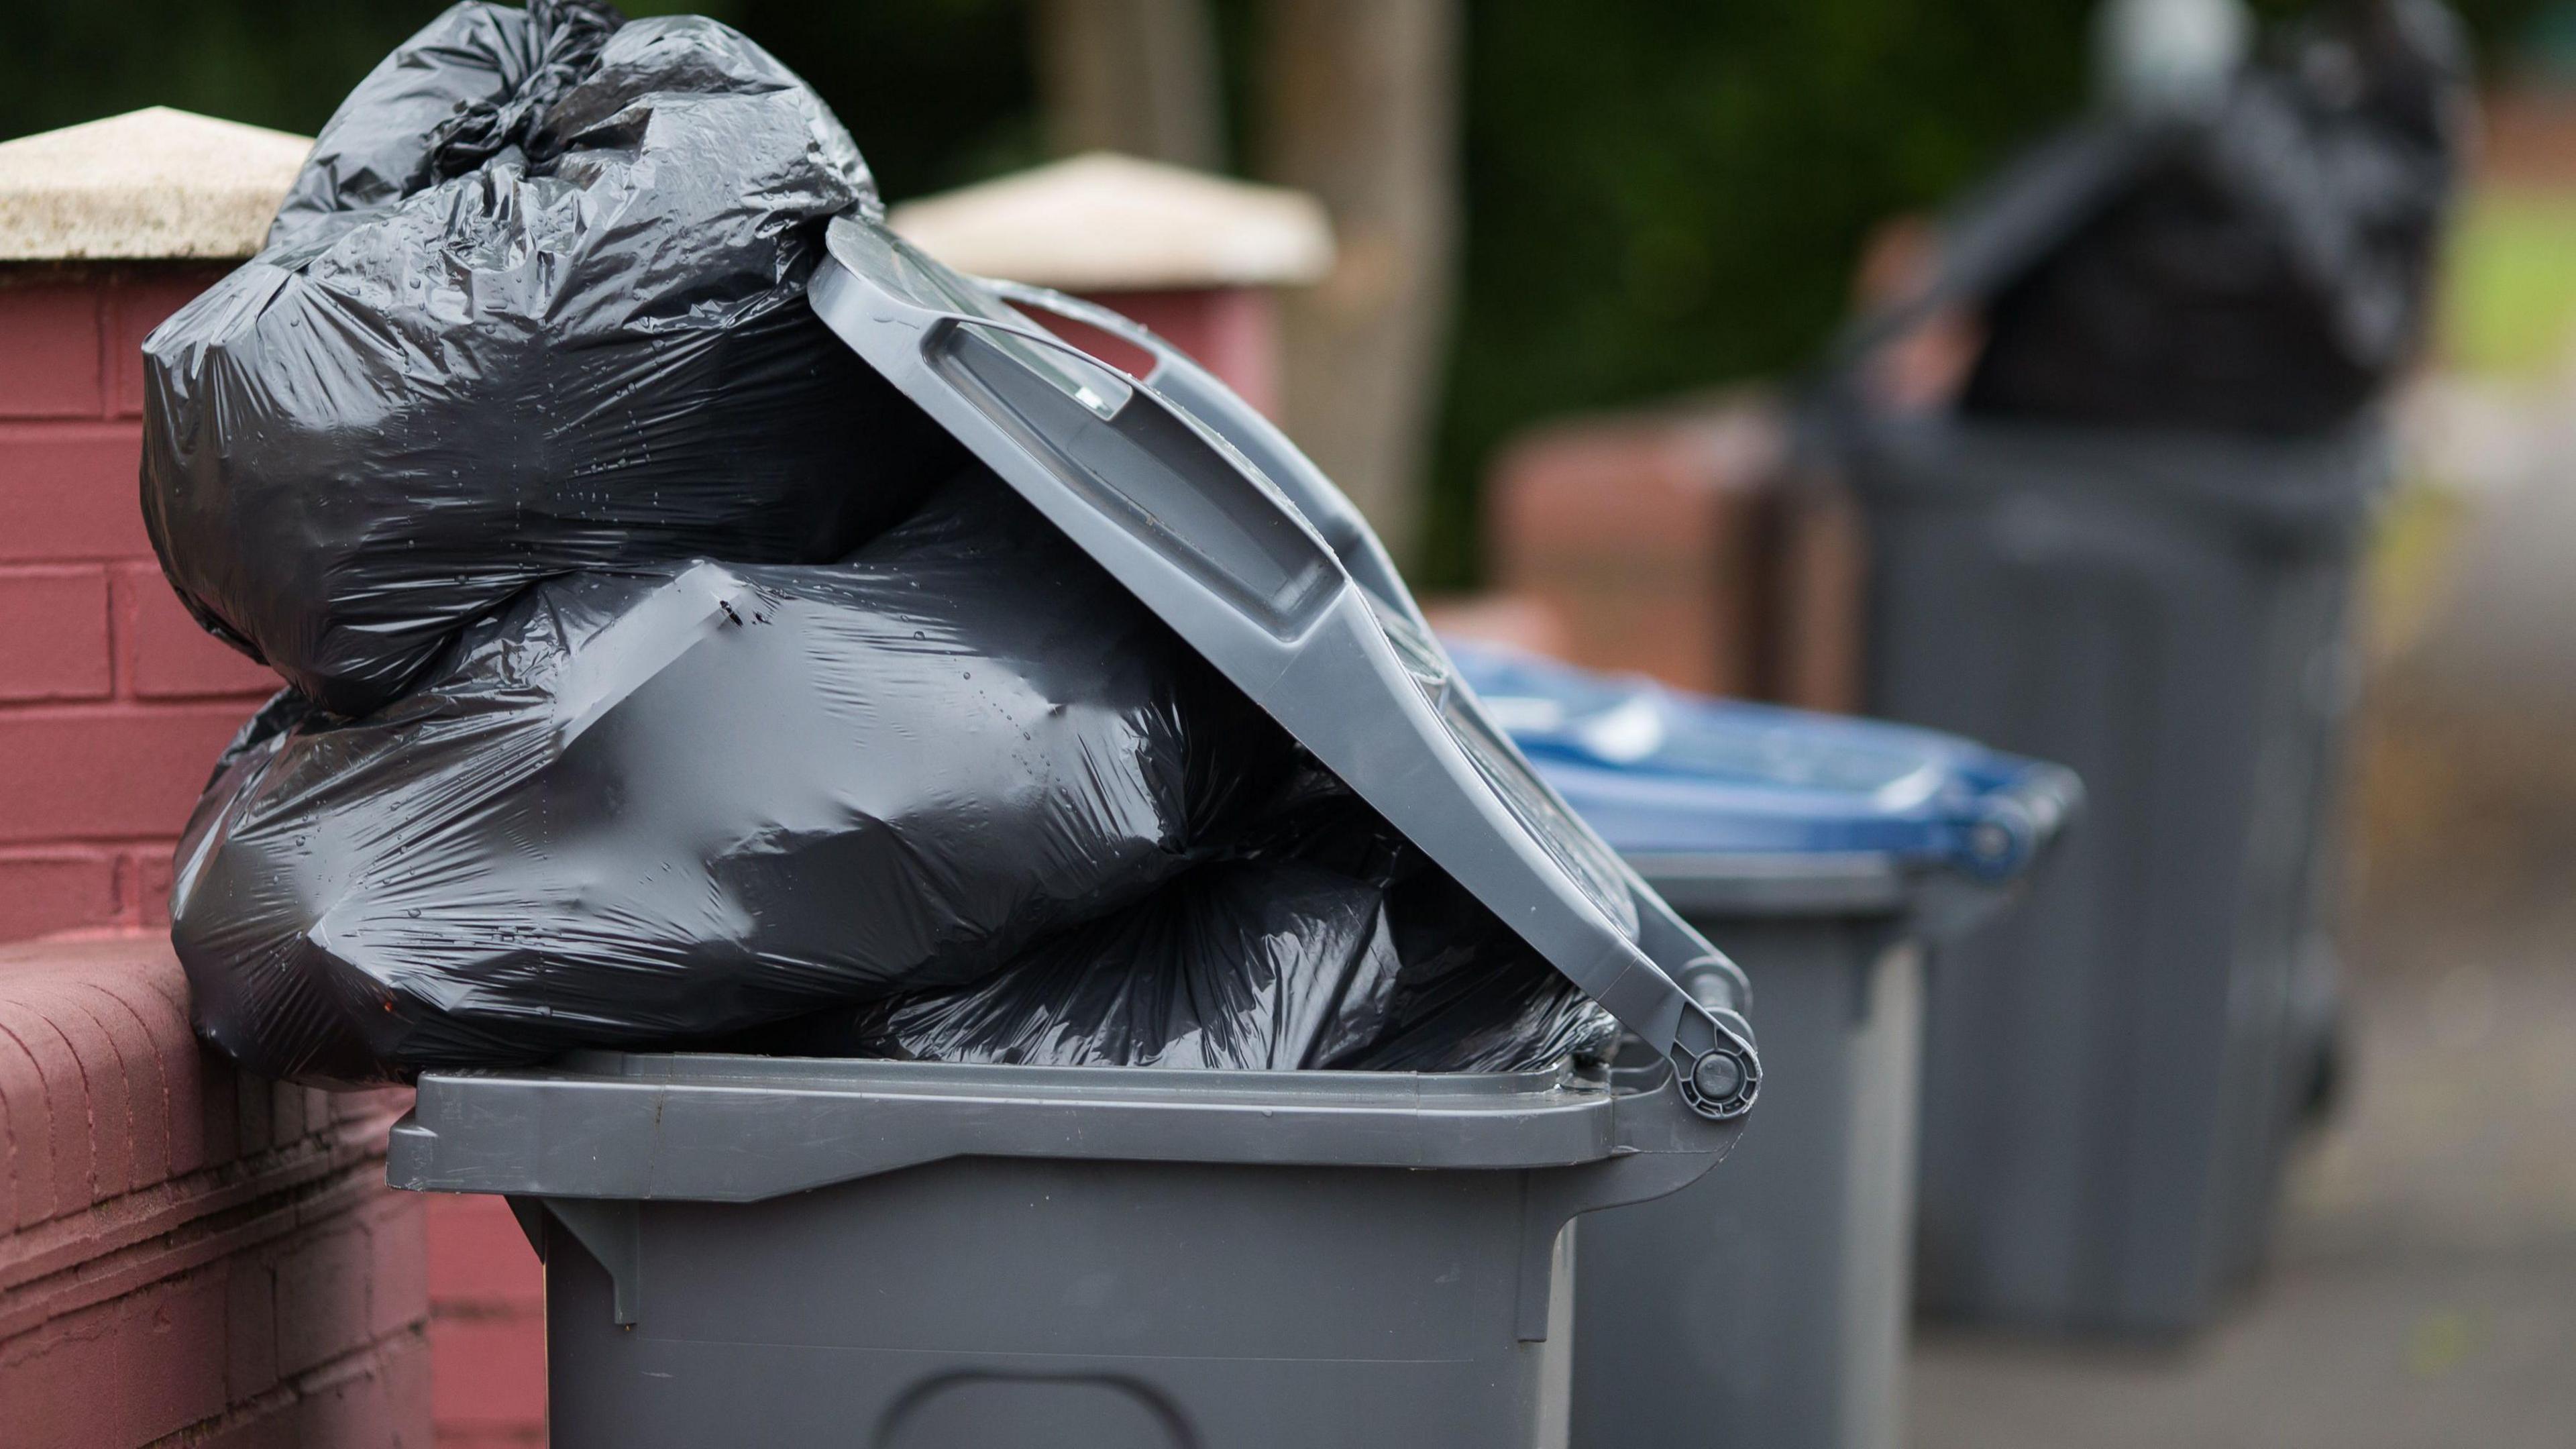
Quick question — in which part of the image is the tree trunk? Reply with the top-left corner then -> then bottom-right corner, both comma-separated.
1033,0 -> 1226,170
1258,0 -> 1461,568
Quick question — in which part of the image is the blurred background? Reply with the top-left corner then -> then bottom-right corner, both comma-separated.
5,1 -> 2571,1444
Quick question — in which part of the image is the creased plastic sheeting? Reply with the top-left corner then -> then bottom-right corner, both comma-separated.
1962,0 -> 2468,434
811,860 -> 1409,1071
169,473 -> 1287,1086
753,777 -> 1621,1075
1335,870 -> 1627,1074
142,0 -> 961,716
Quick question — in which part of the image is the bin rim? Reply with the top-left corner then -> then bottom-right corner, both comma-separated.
386,1049 -> 1737,1203
805,215 -> 1756,1120
1827,407 -> 2390,549
1623,851 -> 1914,918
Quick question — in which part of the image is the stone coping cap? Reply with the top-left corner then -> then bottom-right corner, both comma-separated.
889,151 -> 1334,292
0,107 -> 310,262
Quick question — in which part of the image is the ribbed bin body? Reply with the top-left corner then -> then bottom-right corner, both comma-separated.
1575,879 -> 1925,1449
542,1157 -> 1568,1448
1851,415 -> 2374,1334
389,1053 -> 1737,1449
1448,639 -> 2070,1444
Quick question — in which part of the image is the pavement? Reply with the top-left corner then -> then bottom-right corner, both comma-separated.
1910,916 -> 2576,1449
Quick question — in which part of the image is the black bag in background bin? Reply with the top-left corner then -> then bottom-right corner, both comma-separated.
158,3 -> 1756,1104
1821,1 -> 2463,1334
142,0 -> 961,716
1962,0 -> 2469,434
170,472 -> 1292,1086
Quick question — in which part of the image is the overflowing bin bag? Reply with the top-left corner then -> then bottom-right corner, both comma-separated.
169,471 -> 1293,1086
157,3 -> 1746,1097
1959,0 -> 2469,434
140,0 -> 961,717
746,770 -> 1619,1073
791,859 -> 1412,1071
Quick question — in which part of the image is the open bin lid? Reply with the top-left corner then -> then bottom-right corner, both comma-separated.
806,215 -> 1757,1120
1446,643 -> 2080,922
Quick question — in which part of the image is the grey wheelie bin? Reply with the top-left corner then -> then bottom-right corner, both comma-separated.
1811,86 -> 2430,1332
1841,413 -> 2376,1337
1455,645 -> 2076,1449
385,216 -> 1762,1449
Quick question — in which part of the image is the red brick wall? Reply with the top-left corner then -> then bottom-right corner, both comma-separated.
1053,287 -> 1283,419
0,266 -> 281,943
1485,393 -> 1866,711
423,1199 -> 543,1449
0,263 -> 437,1448
0,934 -> 428,1448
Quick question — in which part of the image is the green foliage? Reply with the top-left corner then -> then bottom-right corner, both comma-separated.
687,0 -> 1042,199
0,1 -> 2540,585
2438,189 -> 2576,374
1417,0 -> 2538,585
0,1 -> 449,140
0,0 -> 1039,203
1424,0 -> 2099,584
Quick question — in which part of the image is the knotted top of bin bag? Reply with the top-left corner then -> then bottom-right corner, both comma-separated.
169,471 -> 1291,1087
142,1 -> 961,717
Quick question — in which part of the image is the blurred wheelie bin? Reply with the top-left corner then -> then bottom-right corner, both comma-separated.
1841,411 -> 2379,1338
380,215 -> 1764,1449
1453,644 -> 2077,1449
1819,0 -> 2465,1335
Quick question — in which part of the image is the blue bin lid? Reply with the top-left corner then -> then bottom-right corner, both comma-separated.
1446,643 -> 2078,893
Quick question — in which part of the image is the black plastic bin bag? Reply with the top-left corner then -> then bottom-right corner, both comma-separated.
751,785 -> 1619,1074
169,472 -> 1287,1085
810,859 -> 1411,1071
142,0 -> 961,716
1960,0 -> 2469,433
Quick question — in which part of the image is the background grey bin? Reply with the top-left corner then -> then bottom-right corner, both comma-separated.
390,1052 -> 1737,1449
1840,414 -> 2378,1336
1805,95 -> 2426,1333
1454,645 -> 2077,1449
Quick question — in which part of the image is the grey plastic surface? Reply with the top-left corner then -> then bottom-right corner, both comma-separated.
1628,852 -> 1913,918
390,1051 -> 1693,1199
1574,851 -> 1988,1449
1576,912 -> 1925,1449
983,280 -> 1428,637
805,215 -> 1756,1117
1846,412 -> 2374,1334
1622,845 -> 2037,945
392,1053 -> 1737,1448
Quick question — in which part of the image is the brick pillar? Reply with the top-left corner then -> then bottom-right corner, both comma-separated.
0,266 -> 284,937
1081,286 -> 1284,416
0,107 -> 437,1449
0,937 -> 431,1449
1483,392 -> 1866,711
423,1198 -> 545,1449
885,152 -> 1332,421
